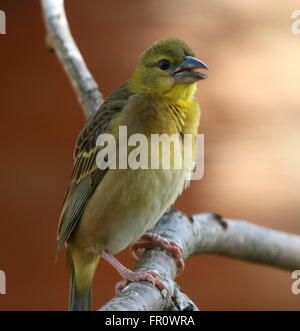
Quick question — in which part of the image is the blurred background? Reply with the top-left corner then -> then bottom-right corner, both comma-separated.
0,0 -> 300,310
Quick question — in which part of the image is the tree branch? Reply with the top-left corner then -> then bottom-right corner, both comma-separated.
99,209 -> 300,310
40,0 -> 103,119
40,0 -> 300,311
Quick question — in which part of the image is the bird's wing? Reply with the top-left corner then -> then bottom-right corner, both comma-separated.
57,83 -> 133,254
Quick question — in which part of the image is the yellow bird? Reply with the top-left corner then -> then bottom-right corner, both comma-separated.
57,38 -> 208,311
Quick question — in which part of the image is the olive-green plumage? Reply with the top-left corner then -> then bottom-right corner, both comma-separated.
57,38 -> 207,310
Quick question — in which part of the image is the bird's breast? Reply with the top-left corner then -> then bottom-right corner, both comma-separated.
75,165 -> 187,254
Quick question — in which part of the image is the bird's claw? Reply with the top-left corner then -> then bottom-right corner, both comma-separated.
115,270 -> 169,294
131,233 -> 185,275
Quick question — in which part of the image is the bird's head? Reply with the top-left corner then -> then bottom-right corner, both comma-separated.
128,38 -> 208,102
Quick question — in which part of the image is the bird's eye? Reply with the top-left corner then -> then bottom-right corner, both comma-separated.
158,59 -> 171,70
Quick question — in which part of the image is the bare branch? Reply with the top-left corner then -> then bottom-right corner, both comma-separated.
99,209 -> 300,310
40,0 -> 103,119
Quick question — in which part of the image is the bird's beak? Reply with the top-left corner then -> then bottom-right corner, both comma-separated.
172,55 -> 208,84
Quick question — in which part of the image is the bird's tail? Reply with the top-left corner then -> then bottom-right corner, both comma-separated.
69,266 -> 92,311
67,245 -> 100,311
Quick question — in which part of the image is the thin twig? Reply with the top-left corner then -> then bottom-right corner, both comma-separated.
40,0 -> 103,120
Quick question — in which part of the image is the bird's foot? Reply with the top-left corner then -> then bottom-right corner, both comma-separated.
131,233 -> 184,275
115,270 -> 169,294
102,251 -> 169,294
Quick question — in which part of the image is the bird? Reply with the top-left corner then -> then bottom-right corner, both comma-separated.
57,38 -> 208,311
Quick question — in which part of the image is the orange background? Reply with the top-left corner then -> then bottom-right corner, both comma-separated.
0,0 -> 300,310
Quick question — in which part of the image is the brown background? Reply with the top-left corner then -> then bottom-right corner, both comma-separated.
0,0 -> 300,310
